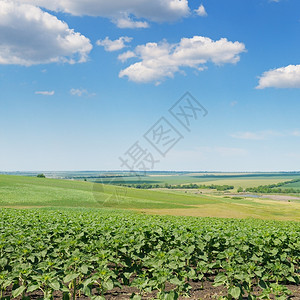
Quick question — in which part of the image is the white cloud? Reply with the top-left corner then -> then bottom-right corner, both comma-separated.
257,65 -> 300,89
35,90 -> 55,96
0,1 -> 92,66
119,36 -> 245,83
113,14 -> 149,29
118,51 -> 136,62
195,4 -> 207,17
15,0 -> 190,23
231,131 -> 268,140
231,130 -> 300,140
70,88 -> 87,96
96,36 -> 132,52
70,88 -> 95,97
230,101 -> 238,107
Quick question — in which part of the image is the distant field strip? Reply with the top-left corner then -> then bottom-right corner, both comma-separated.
96,174 -> 299,189
0,175 -> 300,220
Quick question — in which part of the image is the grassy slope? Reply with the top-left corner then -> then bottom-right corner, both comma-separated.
0,175 -> 217,209
0,175 -> 300,221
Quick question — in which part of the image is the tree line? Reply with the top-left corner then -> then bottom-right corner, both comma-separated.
238,178 -> 300,194
117,182 -> 234,191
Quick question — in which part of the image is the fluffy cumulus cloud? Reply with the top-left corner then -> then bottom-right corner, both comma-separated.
96,36 -> 132,52
257,65 -> 300,89
14,0 -> 190,24
119,36 -> 246,83
0,0 -> 92,66
118,51 -> 136,62
195,4 -> 207,17
112,14 -> 149,29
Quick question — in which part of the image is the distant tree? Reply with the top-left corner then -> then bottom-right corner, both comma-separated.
237,187 -> 243,193
37,173 -> 46,178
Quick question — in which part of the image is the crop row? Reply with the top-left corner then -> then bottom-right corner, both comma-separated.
0,209 -> 299,299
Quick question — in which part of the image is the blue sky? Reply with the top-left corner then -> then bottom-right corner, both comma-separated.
0,0 -> 300,171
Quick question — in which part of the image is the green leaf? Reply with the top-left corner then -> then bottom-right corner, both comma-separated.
254,270 -> 262,277
82,285 -> 92,297
49,280 -> 60,290
91,296 -> 105,300
287,276 -> 296,283
276,296 -> 287,300
63,273 -> 79,283
2,280 -> 12,290
169,277 -> 182,286
80,264 -> 88,274
12,286 -> 26,298
0,258 -> 8,267
187,245 -> 195,254
124,272 -> 132,279
213,273 -> 227,286
130,294 -> 142,300
27,284 -> 40,293
164,291 -> 178,300
83,277 -> 95,287
61,286 -> 69,293
28,256 -> 35,263
229,286 -> 241,299
103,279 -> 114,291
44,294 -> 52,300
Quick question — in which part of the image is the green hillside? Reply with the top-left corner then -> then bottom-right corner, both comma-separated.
0,175 -> 300,221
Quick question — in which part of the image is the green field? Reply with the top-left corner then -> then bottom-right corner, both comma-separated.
1,208 -> 299,299
1,175 -> 300,221
1,174 -> 300,299
96,173 -> 300,189
281,181 -> 300,189
7,171 -> 299,189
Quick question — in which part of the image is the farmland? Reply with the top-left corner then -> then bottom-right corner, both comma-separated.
89,173 -> 300,191
280,180 -> 300,190
3,172 -> 300,190
1,209 -> 300,299
0,174 -> 300,299
1,175 -> 300,220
